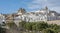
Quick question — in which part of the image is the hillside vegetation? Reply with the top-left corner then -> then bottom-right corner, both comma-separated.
0,21 -> 60,33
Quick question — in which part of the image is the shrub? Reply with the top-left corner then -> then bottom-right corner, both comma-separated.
42,28 -> 58,33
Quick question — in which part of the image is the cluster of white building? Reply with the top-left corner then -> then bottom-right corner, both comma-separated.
0,6 -> 60,25
14,7 -> 60,23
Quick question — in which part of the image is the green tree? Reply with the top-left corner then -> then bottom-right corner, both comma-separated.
24,22 -> 32,30
42,28 -> 58,33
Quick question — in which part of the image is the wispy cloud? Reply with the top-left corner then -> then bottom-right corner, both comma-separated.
27,0 -> 48,10
26,0 -> 60,13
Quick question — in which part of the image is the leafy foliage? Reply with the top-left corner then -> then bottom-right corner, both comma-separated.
42,28 -> 58,33
19,21 -> 60,33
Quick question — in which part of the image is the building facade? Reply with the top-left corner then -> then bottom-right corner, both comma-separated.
13,7 -> 60,22
0,7 -> 60,25
0,14 -> 5,25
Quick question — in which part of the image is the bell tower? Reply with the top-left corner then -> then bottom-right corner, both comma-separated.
45,6 -> 49,13
45,6 -> 48,10
44,6 -> 49,21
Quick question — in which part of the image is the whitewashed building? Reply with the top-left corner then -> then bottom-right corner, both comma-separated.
0,14 -> 6,25
13,7 -> 60,22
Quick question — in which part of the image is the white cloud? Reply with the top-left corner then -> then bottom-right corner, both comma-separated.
27,0 -> 48,9
28,4 -> 40,9
49,7 -> 60,13
27,0 -> 60,13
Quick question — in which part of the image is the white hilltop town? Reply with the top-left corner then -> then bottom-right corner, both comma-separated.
0,6 -> 60,26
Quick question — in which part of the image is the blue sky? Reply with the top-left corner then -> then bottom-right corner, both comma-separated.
0,0 -> 60,14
